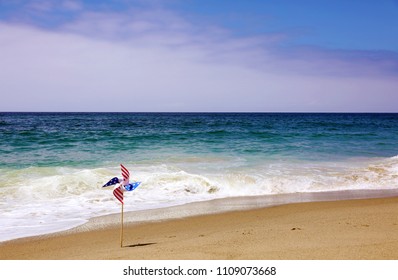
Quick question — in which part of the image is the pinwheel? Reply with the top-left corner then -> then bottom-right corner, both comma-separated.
102,164 -> 141,204
102,164 -> 141,247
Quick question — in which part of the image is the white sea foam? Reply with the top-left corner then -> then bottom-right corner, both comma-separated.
1,155 -> 398,242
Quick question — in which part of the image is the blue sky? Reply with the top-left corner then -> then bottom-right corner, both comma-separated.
0,0 -> 397,112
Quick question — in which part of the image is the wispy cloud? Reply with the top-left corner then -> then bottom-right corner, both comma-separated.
57,7 -> 398,77
0,1 -> 397,112
61,0 -> 83,11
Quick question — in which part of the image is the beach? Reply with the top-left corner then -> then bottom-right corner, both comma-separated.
2,113 -> 398,243
1,113 -> 398,260
2,194 -> 398,260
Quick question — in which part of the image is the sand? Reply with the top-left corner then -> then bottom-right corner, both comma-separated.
2,194 -> 398,260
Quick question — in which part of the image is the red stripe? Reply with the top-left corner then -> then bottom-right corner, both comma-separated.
113,187 -> 124,204
120,164 -> 130,180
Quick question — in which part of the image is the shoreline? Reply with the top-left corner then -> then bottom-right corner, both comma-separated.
3,188 -> 398,243
78,188 -> 398,232
2,189 -> 398,259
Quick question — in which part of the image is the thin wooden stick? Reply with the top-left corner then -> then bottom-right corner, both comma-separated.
120,202 -> 124,248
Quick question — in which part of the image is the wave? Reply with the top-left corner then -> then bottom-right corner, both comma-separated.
2,155 -> 398,200
1,155 -> 397,241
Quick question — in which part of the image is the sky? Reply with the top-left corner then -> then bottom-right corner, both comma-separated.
0,0 -> 397,112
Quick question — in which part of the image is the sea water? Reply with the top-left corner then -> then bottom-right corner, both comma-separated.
1,112 -> 398,241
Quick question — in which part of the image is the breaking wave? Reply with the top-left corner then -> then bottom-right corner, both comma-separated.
1,155 -> 398,242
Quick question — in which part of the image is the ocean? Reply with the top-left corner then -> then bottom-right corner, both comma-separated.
1,112 -> 398,241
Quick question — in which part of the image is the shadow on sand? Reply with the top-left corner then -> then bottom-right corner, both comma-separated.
123,242 -> 157,248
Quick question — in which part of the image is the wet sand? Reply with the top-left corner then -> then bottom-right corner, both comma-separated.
2,193 -> 398,260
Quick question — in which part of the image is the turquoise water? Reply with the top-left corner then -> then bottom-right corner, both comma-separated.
1,113 -> 398,241
2,113 -> 398,167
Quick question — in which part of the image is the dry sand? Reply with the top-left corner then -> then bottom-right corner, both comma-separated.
2,195 -> 398,260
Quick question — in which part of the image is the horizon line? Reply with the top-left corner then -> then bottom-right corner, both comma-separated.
1,111 -> 398,114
